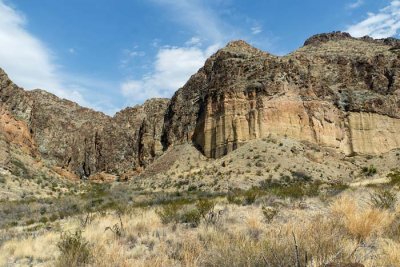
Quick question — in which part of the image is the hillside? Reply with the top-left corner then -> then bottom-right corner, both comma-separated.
1,31 -> 400,267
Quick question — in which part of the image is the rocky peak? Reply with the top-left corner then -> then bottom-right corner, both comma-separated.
0,68 -> 12,89
304,31 -> 400,48
220,40 -> 266,56
303,31 -> 353,46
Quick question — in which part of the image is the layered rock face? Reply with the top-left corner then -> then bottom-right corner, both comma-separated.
2,32 -> 400,179
164,33 -> 400,158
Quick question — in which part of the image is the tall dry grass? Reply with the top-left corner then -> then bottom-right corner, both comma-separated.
331,195 -> 394,241
0,192 -> 399,267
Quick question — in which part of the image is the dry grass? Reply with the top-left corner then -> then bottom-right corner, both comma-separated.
0,191 -> 399,267
331,194 -> 394,241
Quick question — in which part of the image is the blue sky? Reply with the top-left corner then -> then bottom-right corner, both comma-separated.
0,0 -> 399,115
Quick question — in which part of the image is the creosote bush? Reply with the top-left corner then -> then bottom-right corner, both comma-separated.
56,230 -> 91,267
262,206 -> 278,223
156,203 -> 181,224
370,189 -> 397,210
388,169 -> 400,186
362,165 -> 377,176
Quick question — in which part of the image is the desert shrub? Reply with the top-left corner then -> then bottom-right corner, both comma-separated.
188,185 -> 197,191
388,169 -> 400,186
196,199 -> 215,219
49,214 -> 59,222
291,170 -> 312,182
259,178 -> 320,199
386,214 -> 400,241
180,208 -> 201,227
362,165 -> 377,176
10,159 -> 31,179
39,216 -> 48,224
243,188 -> 259,205
156,203 -> 181,224
25,219 -> 35,225
39,206 -> 47,215
327,181 -> 349,196
56,230 -> 91,267
262,206 -> 278,223
0,176 -> 5,183
226,190 -> 243,205
272,183 -> 305,199
370,189 -> 397,210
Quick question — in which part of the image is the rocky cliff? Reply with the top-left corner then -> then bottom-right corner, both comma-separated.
164,32 -> 400,158
2,31 -> 400,180
0,68 -> 168,179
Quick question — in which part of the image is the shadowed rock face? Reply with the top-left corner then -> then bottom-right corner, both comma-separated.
2,32 -> 400,179
0,68 -> 169,178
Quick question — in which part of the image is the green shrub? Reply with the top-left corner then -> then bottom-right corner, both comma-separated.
180,209 -> 201,227
227,190 -> 243,205
196,199 -> 215,219
26,219 -> 35,225
49,214 -> 59,222
370,189 -> 397,210
291,171 -> 312,182
156,203 -> 181,224
328,181 -> 349,195
362,165 -> 377,176
57,230 -> 91,267
262,206 -> 278,223
39,216 -> 48,224
388,169 -> 400,185
243,188 -> 259,205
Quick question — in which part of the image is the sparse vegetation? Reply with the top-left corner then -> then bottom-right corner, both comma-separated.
56,230 -> 92,267
362,165 -> 377,176
370,189 -> 397,210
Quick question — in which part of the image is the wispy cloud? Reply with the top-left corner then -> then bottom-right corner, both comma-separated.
347,0 -> 364,10
0,1 -> 86,103
150,0 -> 225,43
121,42 -> 219,103
347,0 -> 400,38
120,0 -> 229,105
251,25 -> 262,35
0,1 -> 119,114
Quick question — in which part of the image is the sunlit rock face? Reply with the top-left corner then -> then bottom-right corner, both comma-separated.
165,33 -> 400,158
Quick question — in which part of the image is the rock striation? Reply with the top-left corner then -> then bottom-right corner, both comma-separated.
164,32 -> 400,158
2,32 -> 400,179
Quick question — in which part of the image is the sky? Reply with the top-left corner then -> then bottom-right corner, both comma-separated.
0,0 -> 399,115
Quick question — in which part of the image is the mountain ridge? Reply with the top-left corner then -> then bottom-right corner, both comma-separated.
2,31 -> 400,180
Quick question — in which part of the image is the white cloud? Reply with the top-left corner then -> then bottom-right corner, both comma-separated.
121,0 -> 274,105
0,1 -> 88,104
347,1 -> 400,38
185,36 -> 202,46
120,0 -> 235,105
347,0 -> 364,9
251,26 -> 262,35
121,43 -> 220,103
0,1 -> 120,114
151,0 -> 225,43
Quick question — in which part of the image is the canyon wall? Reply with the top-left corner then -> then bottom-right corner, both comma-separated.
2,32 -> 400,179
